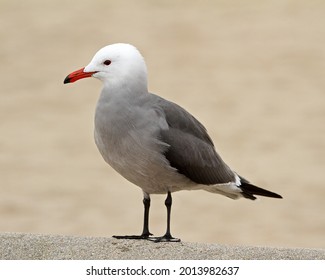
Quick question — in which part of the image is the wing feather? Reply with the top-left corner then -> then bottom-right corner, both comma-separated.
152,95 -> 235,185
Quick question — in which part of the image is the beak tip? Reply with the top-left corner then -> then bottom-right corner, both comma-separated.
63,76 -> 71,84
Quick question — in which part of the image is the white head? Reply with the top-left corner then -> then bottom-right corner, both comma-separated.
64,43 -> 148,93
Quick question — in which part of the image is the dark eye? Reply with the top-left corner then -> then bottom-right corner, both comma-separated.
103,60 -> 111,66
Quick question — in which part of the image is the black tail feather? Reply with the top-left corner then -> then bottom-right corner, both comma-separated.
240,181 -> 283,200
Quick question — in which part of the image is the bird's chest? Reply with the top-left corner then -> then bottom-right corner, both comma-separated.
94,100 -> 163,172
94,102 -> 136,164
93,95 -> 179,193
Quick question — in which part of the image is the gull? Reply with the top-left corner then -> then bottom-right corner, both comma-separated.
64,43 -> 282,242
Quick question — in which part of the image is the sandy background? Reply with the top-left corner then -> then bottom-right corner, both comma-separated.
0,0 -> 324,249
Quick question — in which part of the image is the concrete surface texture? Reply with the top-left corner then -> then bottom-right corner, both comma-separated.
1,232 -> 324,260
0,0 -> 325,249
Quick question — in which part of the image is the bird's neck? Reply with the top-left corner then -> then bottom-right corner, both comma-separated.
102,71 -> 148,99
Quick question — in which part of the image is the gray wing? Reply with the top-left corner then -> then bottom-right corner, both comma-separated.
151,94 -> 236,185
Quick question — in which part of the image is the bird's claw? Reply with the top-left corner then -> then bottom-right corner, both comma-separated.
148,234 -> 181,243
112,233 -> 153,240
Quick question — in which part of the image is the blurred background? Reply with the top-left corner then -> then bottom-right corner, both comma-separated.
0,0 -> 324,249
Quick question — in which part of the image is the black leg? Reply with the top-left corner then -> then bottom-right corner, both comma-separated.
113,195 -> 153,240
149,191 -> 181,242
141,196 -> 152,237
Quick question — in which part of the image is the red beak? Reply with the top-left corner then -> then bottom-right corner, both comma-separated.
63,67 -> 97,84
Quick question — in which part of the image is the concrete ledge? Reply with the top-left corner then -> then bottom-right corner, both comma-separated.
0,232 -> 324,260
